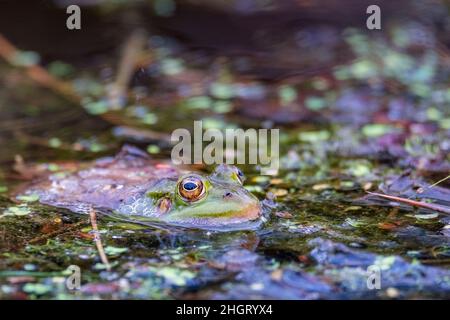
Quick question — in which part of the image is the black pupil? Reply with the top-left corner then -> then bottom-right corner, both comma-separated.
237,170 -> 243,176
184,182 -> 197,191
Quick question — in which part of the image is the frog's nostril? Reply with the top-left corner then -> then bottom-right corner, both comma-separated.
224,192 -> 232,198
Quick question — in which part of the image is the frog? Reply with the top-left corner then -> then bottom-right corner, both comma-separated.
16,146 -> 262,230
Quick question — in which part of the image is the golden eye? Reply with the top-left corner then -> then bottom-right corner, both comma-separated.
178,176 -> 205,202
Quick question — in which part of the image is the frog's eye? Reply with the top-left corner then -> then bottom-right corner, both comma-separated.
178,176 -> 205,202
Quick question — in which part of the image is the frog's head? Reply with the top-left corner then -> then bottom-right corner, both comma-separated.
145,165 -> 261,229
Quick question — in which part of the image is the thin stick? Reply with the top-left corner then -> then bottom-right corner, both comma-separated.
428,174 -> 450,189
89,208 -> 111,271
109,29 -> 147,108
367,191 -> 450,215
414,174 -> 450,196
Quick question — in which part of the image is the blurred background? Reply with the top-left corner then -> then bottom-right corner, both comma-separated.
0,0 -> 449,168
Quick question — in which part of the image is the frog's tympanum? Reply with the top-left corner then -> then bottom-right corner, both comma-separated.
19,146 -> 262,230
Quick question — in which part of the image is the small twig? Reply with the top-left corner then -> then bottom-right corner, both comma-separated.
89,207 -> 111,271
413,174 -> 450,197
107,30 -> 147,109
428,174 -> 450,189
367,191 -> 450,215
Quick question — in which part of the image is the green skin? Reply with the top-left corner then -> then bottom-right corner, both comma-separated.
117,165 -> 262,229
20,148 -> 262,230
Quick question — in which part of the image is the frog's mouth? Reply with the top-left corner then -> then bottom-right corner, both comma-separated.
160,199 -> 262,229
106,196 -> 262,231
107,201 -> 262,232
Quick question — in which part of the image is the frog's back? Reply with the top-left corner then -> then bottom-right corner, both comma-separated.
20,146 -> 180,214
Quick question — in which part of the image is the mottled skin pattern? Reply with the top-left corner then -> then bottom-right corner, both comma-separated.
20,146 -> 262,229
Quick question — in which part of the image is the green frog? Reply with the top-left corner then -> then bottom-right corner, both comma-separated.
17,146 -> 262,230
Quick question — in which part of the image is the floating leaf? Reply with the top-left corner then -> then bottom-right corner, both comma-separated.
345,160 -> 372,177
439,118 -> 450,129
104,246 -> 128,256
340,181 -> 356,188
146,145 -> 161,154
161,58 -> 184,75
93,261 -> 118,270
344,206 -> 362,212
83,100 -> 109,115
362,124 -> 396,137
185,96 -> 212,109
16,194 -> 39,203
213,100 -> 232,113
298,130 -> 330,142
252,176 -> 270,184
279,85 -> 297,105
210,83 -> 234,99
152,267 -> 195,286
351,59 -> 377,79
12,51 -> 40,67
2,205 -> 31,217
22,283 -> 51,295
47,164 -> 60,172
345,218 -> 365,228
47,61 -> 74,77
89,142 -> 106,153
312,183 -> 331,191
305,96 -> 327,110
374,256 -> 396,270
268,188 -> 288,197
426,107 -> 442,121
202,118 -> 227,130
244,185 -> 263,193
141,113 -> 158,125
48,137 -> 62,148
407,213 -> 439,220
